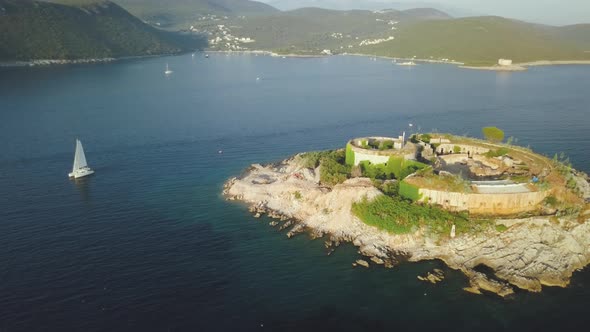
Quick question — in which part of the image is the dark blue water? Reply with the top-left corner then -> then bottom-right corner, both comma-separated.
1,54 -> 589,331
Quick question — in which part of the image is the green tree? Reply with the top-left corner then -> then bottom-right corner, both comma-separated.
482,127 -> 505,143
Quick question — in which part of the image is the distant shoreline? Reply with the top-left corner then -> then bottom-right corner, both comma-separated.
0,52 -> 188,68
0,58 -> 116,67
342,52 -> 465,65
4,51 -> 590,70
460,60 -> 590,72
459,65 -> 527,72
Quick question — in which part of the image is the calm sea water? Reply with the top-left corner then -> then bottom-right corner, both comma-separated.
1,54 -> 589,331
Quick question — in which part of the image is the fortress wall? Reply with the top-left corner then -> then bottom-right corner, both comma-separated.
418,188 -> 548,215
436,144 -> 490,156
350,142 -> 413,166
353,153 -> 391,166
466,191 -> 548,215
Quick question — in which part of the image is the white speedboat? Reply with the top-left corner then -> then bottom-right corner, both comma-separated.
164,63 -> 173,75
68,139 -> 94,179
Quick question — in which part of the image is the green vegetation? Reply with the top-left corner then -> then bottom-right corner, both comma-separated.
345,143 -> 355,166
381,140 -> 395,150
405,167 -> 472,193
352,195 -> 493,236
360,157 -> 427,181
399,181 -> 422,201
453,145 -> 462,154
482,127 -> 505,143
378,180 -> 400,196
495,224 -> 508,232
298,150 -> 331,169
485,147 -> 510,158
0,0 -> 206,61
112,0 -> 279,28
293,191 -> 302,200
299,150 -> 352,186
544,196 -> 559,208
365,16 -> 590,65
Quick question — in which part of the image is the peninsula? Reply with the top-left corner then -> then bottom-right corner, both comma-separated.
224,128 -> 590,297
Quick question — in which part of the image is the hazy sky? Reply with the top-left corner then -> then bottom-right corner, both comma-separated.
260,0 -> 590,25
440,0 -> 589,25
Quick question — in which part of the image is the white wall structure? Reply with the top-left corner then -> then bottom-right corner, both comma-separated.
348,136 -> 416,166
498,58 -> 513,66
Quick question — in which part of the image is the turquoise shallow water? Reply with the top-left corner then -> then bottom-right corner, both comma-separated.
1,53 -> 589,331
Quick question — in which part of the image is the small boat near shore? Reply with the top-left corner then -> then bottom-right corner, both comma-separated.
164,63 -> 173,75
397,61 -> 417,66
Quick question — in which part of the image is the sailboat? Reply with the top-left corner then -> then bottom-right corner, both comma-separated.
164,63 -> 173,75
68,139 -> 94,179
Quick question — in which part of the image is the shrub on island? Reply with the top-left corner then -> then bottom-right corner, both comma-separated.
352,195 -> 492,236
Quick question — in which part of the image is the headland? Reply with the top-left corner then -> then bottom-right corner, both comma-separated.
224,129 -> 590,297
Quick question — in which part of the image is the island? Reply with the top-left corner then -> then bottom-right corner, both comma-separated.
223,128 -> 590,297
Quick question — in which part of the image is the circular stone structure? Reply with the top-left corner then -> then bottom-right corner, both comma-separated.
401,135 -> 552,216
347,136 -> 417,166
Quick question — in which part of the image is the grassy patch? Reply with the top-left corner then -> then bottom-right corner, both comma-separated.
485,147 -> 510,158
399,181 -> 421,201
359,157 -> 427,181
345,143 -> 355,166
406,168 -> 472,193
352,195 -> 492,236
299,150 -> 352,186
495,224 -> 508,232
319,150 -> 351,186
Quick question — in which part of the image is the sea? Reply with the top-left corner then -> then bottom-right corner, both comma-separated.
1,53 -> 589,331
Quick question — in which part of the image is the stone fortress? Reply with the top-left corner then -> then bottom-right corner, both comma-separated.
346,133 -> 551,216
347,133 -> 417,165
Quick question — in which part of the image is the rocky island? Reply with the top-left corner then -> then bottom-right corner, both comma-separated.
224,129 -> 590,297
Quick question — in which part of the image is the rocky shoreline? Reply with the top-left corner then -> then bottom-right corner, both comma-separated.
224,155 -> 590,297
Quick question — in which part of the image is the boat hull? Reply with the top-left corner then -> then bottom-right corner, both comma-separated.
68,168 -> 94,179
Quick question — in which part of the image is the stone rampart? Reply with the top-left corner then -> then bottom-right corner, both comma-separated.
418,187 -> 548,215
436,144 -> 490,156
349,137 -> 416,166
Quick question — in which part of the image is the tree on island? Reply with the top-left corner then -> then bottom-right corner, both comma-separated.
482,127 -> 505,143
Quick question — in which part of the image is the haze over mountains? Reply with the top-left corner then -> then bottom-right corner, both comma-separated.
259,0 -> 590,26
262,0 -> 479,18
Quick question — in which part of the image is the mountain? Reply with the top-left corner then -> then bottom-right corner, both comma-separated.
190,7 -> 451,53
0,0 -> 206,61
113,0 -> 280,28
262,0 -> 479,17
361,16 -> 590,65
556,24 -> 590,49
191,6 -> 590,65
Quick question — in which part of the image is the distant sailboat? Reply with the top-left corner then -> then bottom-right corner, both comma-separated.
164,63 -> 173,75
68,139 -> 94,179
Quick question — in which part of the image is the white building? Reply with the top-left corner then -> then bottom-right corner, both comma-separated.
498,58 -> 513,66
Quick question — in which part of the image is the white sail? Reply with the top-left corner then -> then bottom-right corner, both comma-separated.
73,139 -> 88,171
